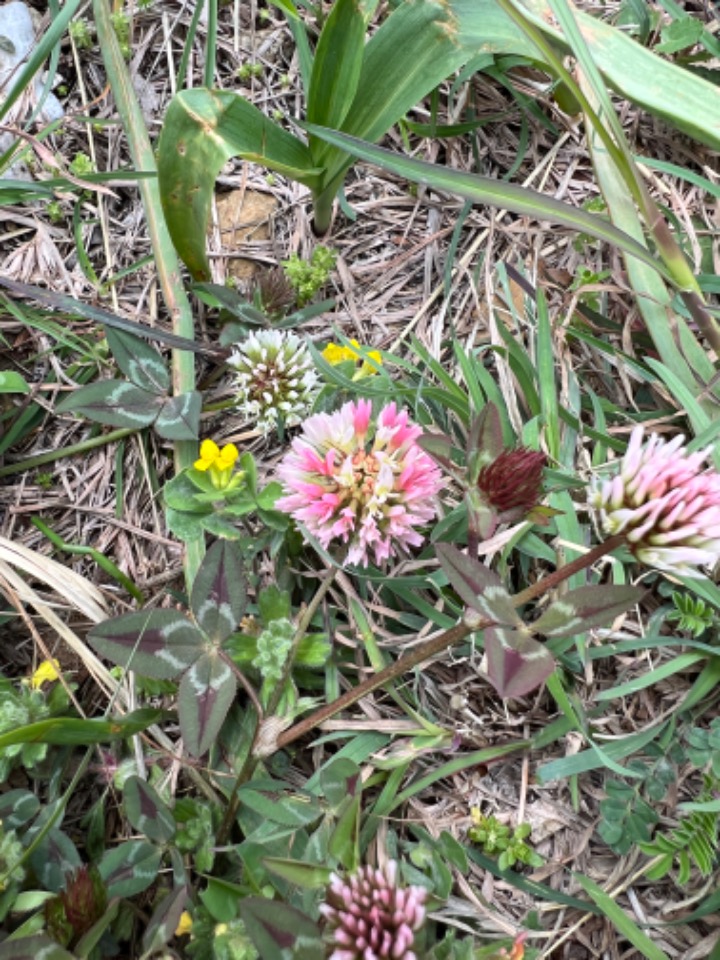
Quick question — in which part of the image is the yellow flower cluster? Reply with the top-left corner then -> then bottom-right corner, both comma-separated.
194,440 -> 239,490
322,340 -> 382,379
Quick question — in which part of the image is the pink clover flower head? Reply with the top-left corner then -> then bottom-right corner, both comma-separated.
319,861 -> 427,960
276,400 -> 442,567
589,425 -> 720,577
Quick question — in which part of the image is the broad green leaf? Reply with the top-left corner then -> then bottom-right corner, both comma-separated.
0,710 -> 165,750
29,830 -> 81,893
178,652 -> 237,756
237,787 -> 324,828
532,584 -> 644,637
0,936 -> 75,959
0,371 -> 30,394
319,757 -> 362,810
328,793 -> 360,869
154,390 -> 202,440
142,885 -> 189,956
55,380 -> 160,429
123,776 -> 176,844
485,627 -> 555,698
263,858 -> 332,889
307,0 -> 365,160
0,791 -> 40,830
304,126 -> 674,279
201,512 -> 244,540
190,540 -> 247,643
239,897 -> 323,960
104,327 -> 170,395
99,840 -> 162,899
519,0 -> 720,149
158,89 -> 321,279
164,506 -> 211,543
88,610 -> 204,679
437,544 -> 520,625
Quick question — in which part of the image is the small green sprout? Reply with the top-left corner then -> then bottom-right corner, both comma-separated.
46,202 -> 63,224
237,62 -> 263,81
282,246 -> 336,306
69,18 -> 93,49
111,11 -> 131,59
667,591 -> 715,637
69,152 -> 94,177
468,809 -> 543,870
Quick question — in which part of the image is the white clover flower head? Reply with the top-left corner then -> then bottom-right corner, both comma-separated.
319,861 -> 427,960
228,329 -> 319,434
589,425 -> 720,577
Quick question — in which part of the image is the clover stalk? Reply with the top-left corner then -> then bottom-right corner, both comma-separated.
272,533 -> 627,751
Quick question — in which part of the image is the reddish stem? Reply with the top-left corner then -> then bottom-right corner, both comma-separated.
273,533 -> 626,752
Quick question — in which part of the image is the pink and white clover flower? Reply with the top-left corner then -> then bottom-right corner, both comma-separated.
319,860 -> 427,960
589,426 -> 720,577
275,400 -> 442,567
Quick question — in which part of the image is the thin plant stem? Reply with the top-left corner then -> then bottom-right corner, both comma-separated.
0,427 -> 136,478
216,566 -> 339,844
263,565 -> 338,719
274,534 -> 627,751
93,0 -> 204,590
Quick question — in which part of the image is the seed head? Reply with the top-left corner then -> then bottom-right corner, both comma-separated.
477,448 -> 546,517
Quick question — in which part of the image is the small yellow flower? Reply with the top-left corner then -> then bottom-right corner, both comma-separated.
194,440 -> 240,490
30,659 -> 61,689
215,923 -> 229,937
322,340 -> 382,379
175,911 -> 193,937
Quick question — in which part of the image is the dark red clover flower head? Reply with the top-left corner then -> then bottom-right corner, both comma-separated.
477,447 -> 546,515
320,860 -> 427,960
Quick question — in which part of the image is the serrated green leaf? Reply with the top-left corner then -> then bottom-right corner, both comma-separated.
532,585 -> 643,637
123,776 -> 176,844
56,380 -> 160,428
0,371 -> 31,394
485,627 -> 555,699
178,652 -> 237,757
104,327 -> 170,395
88,610 -> 204,679
191,540 -> 247,643
99,840 -> 162,899
154,391 -> 202,440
